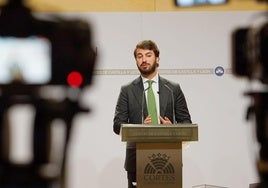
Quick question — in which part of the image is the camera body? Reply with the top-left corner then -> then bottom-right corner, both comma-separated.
232,21 -> 268,84
0,1 -> 96,88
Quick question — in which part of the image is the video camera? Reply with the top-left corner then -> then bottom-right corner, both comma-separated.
0,1 -> 96,187
232,12 -> 268,188
0,0 -> 96,89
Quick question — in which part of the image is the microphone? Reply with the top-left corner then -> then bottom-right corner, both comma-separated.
164,84 -> 176,124
141,86 -> 150,124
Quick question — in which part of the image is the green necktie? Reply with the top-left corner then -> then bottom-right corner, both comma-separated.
147,80 -> 158,124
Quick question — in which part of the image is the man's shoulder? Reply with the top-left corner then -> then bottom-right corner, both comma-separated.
159,76 -> 179,86
122,76 -> 141,88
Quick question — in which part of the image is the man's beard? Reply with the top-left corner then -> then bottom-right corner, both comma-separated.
138,61 -> 158,75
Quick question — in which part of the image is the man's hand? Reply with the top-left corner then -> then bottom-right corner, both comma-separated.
159,116 -> 172,125
144,115 -> 153,124
144,115 -> 172,124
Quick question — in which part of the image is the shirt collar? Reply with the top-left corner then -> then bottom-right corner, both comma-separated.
141,74 -> 159,84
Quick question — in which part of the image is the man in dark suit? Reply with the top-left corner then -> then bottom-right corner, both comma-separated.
113,40 -> 192,188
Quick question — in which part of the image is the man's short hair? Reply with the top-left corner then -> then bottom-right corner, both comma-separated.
134,40 -> 160,58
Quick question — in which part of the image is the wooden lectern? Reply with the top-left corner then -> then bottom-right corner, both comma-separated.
121,124 -> 198,188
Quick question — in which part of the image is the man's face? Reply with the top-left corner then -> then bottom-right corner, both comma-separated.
135,48 -> 158,76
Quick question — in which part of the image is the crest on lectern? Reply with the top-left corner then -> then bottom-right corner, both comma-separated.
143,153 -> 176,184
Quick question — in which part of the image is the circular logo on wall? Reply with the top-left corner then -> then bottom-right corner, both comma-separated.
214,66 -> 224,76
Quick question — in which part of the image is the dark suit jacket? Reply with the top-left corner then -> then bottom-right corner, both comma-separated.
113,75 -> 191,172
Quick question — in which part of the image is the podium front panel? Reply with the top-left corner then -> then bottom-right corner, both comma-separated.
136,143 -> 182,188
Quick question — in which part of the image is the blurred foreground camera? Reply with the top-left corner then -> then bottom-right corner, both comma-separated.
232,20 -> 268,84
0,1 -> 96,188
232,11 -> 268,188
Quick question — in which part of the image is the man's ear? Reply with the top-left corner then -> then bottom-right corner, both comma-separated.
156,57 -> 160,67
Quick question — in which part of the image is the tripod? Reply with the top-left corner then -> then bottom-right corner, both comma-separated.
0,85 -> 89,188
246,91 -> 268,188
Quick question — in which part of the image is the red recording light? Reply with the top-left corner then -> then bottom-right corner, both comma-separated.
67,71 -> 83,87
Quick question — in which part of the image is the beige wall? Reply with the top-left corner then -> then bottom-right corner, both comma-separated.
0,0 -> 267,12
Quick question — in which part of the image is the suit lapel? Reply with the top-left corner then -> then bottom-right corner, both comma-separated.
132,77 -> 147,114
159,76 -> 169,117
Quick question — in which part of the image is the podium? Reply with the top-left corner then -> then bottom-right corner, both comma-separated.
121,123 -> 198,188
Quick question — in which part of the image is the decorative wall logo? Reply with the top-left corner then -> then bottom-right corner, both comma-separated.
214,66 -> 225,76
143,153 -> 176,184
